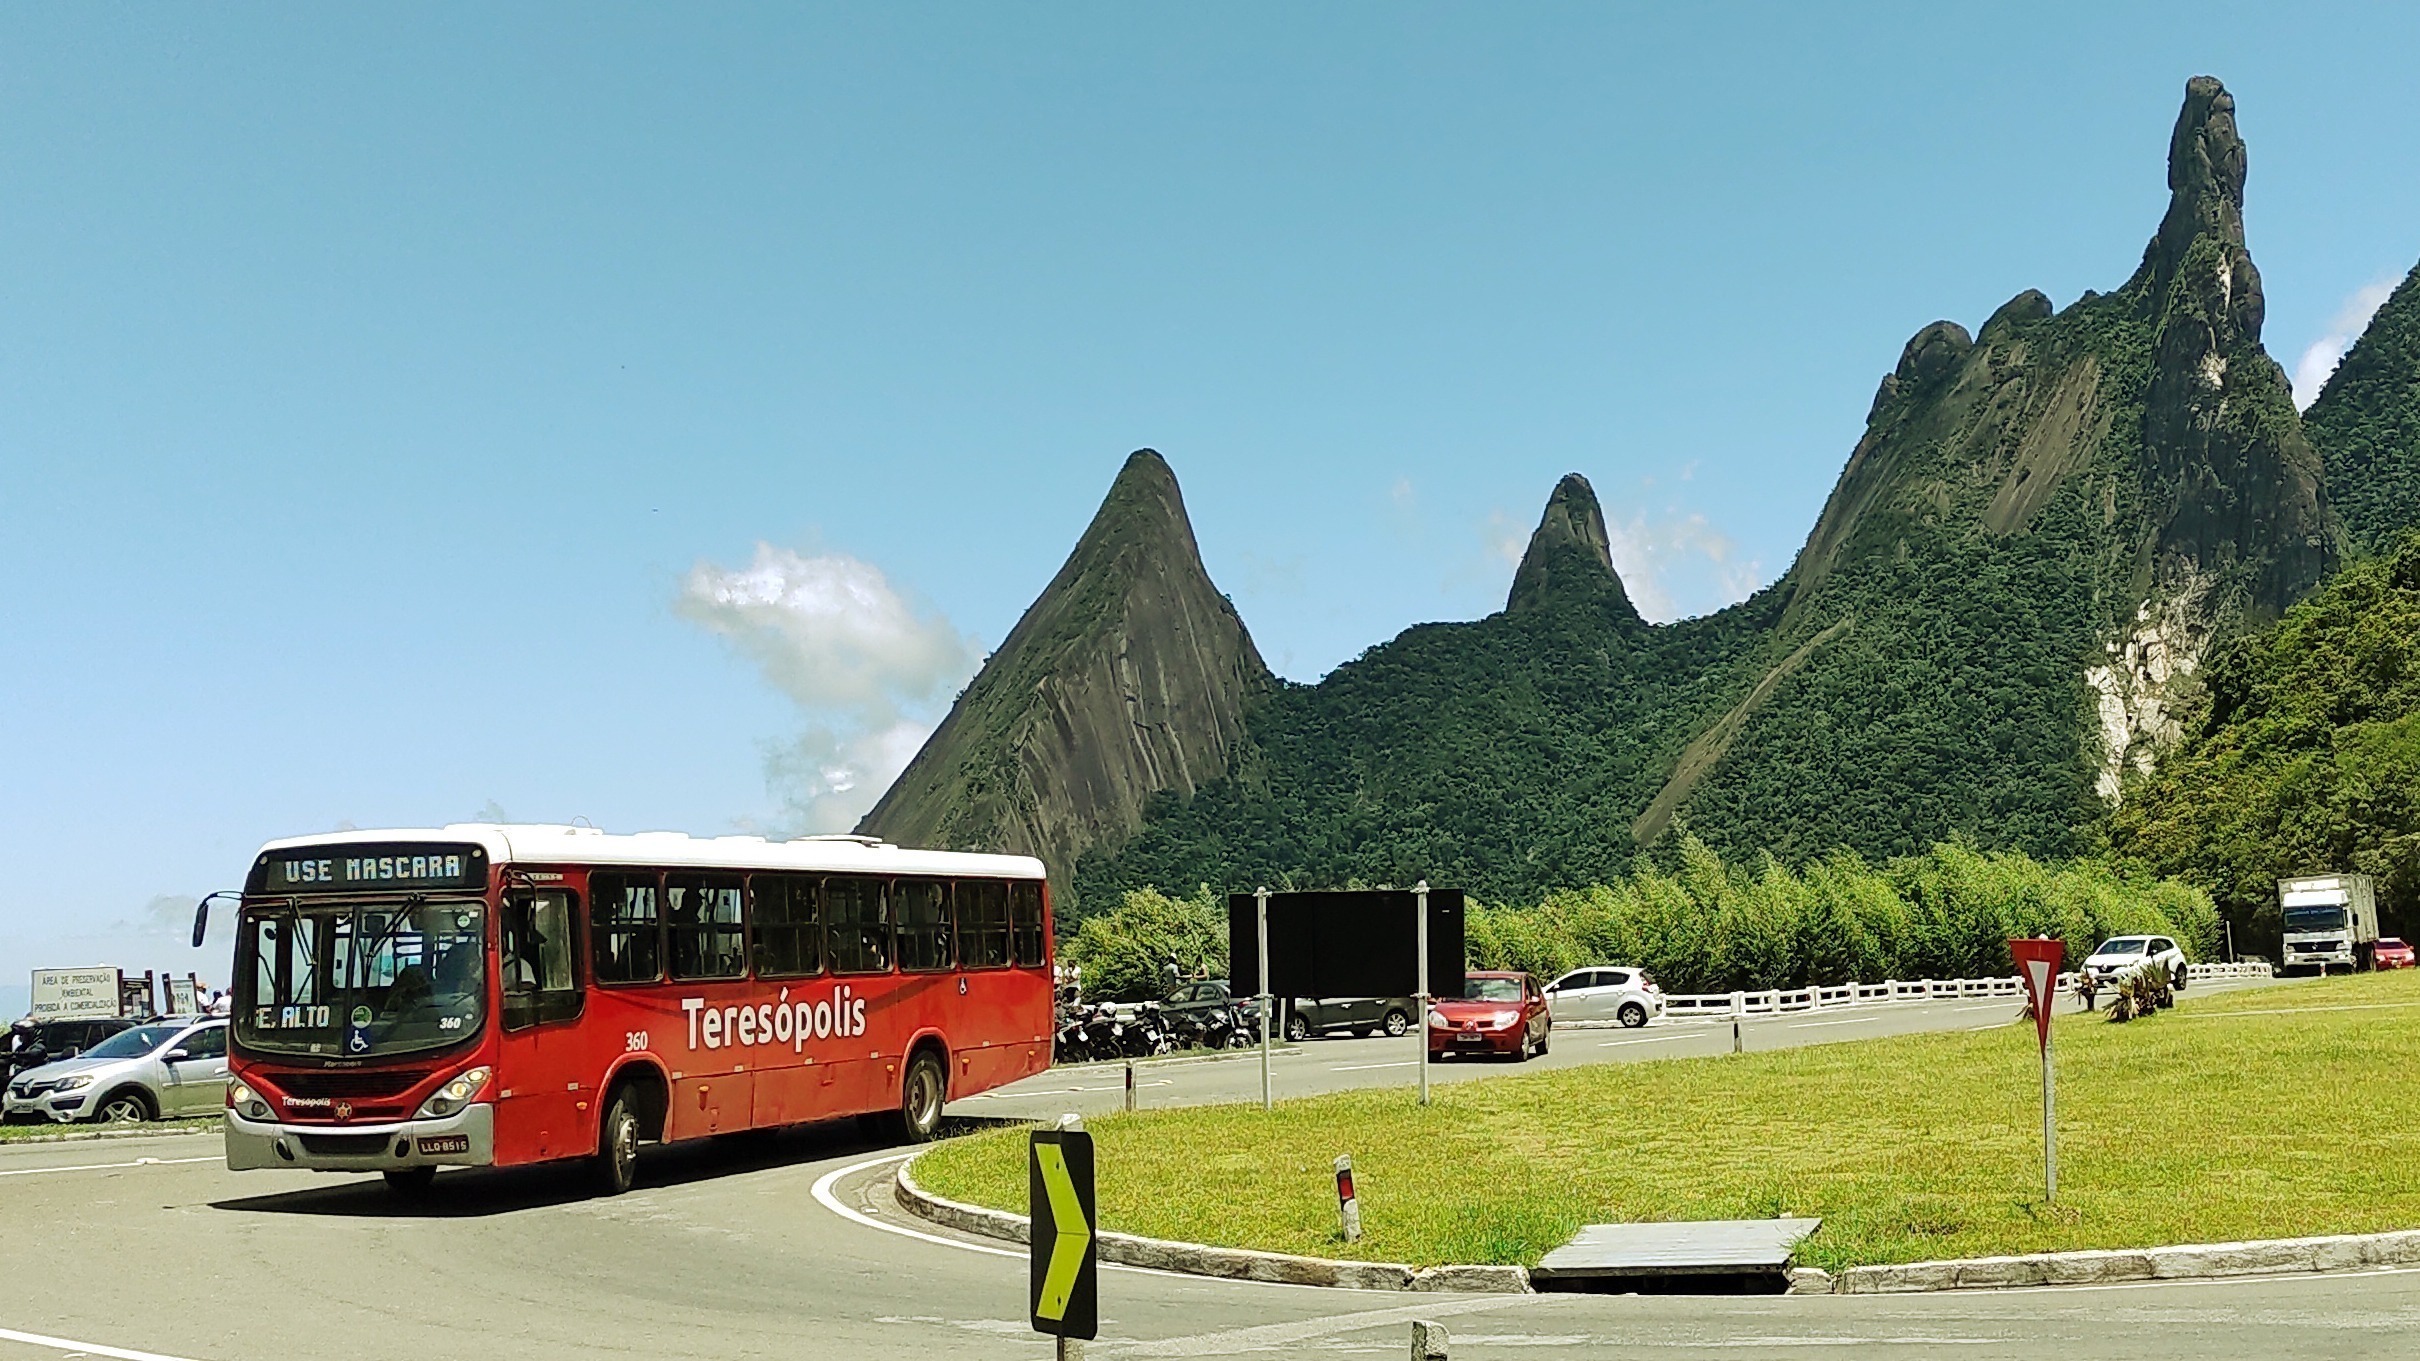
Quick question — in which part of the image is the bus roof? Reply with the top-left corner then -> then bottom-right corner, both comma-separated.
253,824 -> 1047,880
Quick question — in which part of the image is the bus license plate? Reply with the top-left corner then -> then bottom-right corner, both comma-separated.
416,1135 -> 470,1155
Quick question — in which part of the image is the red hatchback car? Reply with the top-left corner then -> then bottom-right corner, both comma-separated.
2376,938 -> 2416,970
1429,971 -> 1552,1062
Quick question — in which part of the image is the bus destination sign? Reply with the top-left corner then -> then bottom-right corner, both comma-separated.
247,842 -> 488,895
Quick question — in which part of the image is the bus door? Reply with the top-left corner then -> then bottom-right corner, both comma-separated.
499,888 -> 587,1160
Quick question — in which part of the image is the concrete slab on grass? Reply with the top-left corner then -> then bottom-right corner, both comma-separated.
1533,1218 -> 1822,1280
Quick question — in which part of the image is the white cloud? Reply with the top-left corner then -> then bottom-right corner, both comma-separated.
2292,278 -> 2398,411
678,545 -> 979,834
1604,510 -> 1763,623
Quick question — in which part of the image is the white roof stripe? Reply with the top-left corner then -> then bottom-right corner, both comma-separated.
254,824 -> 1046,880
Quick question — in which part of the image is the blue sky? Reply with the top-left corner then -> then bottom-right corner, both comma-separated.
5,3 -> 2418,1004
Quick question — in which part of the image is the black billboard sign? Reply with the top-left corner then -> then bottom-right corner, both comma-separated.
1228,889 -> 1465,1000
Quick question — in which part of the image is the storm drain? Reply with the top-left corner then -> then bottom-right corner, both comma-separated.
1529,1218 -> 1820,1294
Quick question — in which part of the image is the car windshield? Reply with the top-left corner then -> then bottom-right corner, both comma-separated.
2382,939 -> 2409,950
1462,978 -> 1523,1002
2284,907 -> 2349,933
235,897 -> 486,1058
79,1025 -> 179,1060
2096,938 -> 2148,956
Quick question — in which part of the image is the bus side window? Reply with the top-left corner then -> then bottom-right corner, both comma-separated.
505,890 -> 584,1029
668,872 -> 746,981
958,880 -> 1011,969
827,877 -> 891,974
1009,881 -> 1044,969
591,873 -> 663,985
753,874 -> 822,978
896,880 -> 952,973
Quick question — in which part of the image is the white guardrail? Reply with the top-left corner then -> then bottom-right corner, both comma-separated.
1653,960 -> 2273,1019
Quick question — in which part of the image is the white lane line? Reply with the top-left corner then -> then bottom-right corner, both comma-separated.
0,1155 -> 217,1179
1785,1017 -> 1879,1029
806,1153 -> 1388,1294
1597,1034 -> 1695,1047
1330,1061 -> 1417,1072
0,1324 -> 210,1361
963,1081 -> 1173,1098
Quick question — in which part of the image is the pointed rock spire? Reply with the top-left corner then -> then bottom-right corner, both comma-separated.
858,449 -> 1271,887
1505,473 -> 1640,622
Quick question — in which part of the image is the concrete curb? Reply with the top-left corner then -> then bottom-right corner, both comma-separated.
1829,1228 -> 2420,1293
893,1151 -> 1530,1294
1045,1045 -> 1308,1074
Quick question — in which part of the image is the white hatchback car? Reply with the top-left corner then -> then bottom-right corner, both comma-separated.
2081,936 -> 2189,990
1543,967 -> 1665,1028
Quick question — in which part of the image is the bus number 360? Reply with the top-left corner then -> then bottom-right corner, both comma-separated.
625,1032 -> 648,1052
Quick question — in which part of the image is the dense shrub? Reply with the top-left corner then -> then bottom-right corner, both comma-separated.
1061,885 -> 1228,1001
1461,837 -> 2217,995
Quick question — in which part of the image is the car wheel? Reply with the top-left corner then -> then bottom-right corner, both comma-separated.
1535,1028 -> 1550,1056
891,1049 -> 948,1144
1284,1013 -> 1311,1042
1617,1001 -> 1648,1029
2172,964 -> 2188,991
592,1087 -> 642,1196
383,1167 -> 437,1196
1508,1034 -> 1531,1063
94,1089 -> 153,1124
1381,1009 -> 1410,1037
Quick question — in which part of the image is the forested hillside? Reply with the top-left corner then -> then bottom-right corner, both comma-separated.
2306,263 -> 2420,557
1069,77 -> 2334,916
2110,532 -> 2420,942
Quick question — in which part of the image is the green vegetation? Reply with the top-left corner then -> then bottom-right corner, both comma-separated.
1061,885 -> 1227,1002
2308,263 -> 2420,557
915,971 -> 2420,1271
0,1116 -> 216,1142
1466,837 -> 2215,995
2111,531 -> 2420,938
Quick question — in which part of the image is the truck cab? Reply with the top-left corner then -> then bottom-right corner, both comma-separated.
2279,874 -> 2380,974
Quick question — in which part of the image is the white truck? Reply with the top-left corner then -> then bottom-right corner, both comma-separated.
2278,874 -> 2379,974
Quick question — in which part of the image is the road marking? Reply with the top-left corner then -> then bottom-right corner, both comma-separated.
1597,1034 -> 1694,1047
0,1325 -> 210,1361
0,1155 -> 217,1179
1329,1061 -> 1418,1071
1099,1295 -> 1529,1357
963,1080 -> 1173,1098
1786,1017 -> 1879,1029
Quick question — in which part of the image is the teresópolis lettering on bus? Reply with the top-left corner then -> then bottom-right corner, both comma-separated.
679,985 -> 867,1054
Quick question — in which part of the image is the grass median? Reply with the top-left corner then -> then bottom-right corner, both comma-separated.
915,971 -> 2420,1271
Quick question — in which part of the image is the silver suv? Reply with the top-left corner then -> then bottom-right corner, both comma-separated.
3,1018 -> 228,1124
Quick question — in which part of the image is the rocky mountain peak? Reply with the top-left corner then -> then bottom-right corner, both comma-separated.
1506,473 -> 1639,620
2143,75 -> 2253,310
857,448 -> 1270,884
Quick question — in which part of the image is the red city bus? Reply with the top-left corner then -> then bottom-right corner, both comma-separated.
218,825 -> 1052,1194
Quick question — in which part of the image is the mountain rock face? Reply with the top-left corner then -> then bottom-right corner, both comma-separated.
856,450 -> 1271,883
2306,261 -> 2420,556
876,78 -> 2376,919
1506,473 -> 1641,622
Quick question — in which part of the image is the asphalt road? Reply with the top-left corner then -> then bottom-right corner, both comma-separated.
7,974 -> 2413,1361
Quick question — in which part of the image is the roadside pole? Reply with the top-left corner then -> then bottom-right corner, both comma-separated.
1414,880 -> 1431,1107
2010,937 -> 2065,1207
1256,886 -> 1273,1112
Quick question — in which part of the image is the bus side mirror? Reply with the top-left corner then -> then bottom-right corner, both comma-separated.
191,900 -> 210,948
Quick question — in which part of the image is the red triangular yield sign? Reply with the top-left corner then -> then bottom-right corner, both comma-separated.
2009,938 -> 2064,1052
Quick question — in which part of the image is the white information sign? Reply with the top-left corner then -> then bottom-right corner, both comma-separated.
169,976 -> 199,1015
31,967 -> 124,1020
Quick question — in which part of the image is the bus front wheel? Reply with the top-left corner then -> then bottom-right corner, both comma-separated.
593,1088 -> 642,1196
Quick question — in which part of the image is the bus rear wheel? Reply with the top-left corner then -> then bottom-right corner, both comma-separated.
592,1088 -> 641,1196
892,1049 -> 947,1144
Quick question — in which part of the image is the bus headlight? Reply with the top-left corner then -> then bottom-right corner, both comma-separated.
415,1067 -> 492,1120
229,1082 -> 272,1120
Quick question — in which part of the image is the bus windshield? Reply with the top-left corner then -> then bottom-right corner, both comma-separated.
2284,906 -> 2349,934
236,898 -> 486,1059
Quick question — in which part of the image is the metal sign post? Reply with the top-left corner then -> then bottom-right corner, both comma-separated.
1256,886 -> 1272,1113
1030,1114 -> 1098,1350
2009,937 -> 2065,1205
1414,880 -> 1431,1107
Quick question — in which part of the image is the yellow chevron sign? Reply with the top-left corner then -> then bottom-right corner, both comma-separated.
1028,1128 -> 1097,1339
